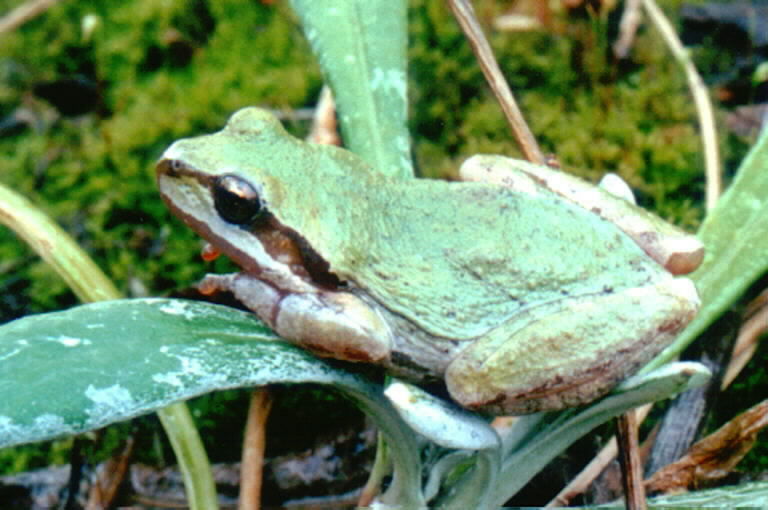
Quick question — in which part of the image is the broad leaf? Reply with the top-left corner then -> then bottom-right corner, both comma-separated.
1,299 -> 377,447
0,298 -> 426,505
289,0 -> 413,179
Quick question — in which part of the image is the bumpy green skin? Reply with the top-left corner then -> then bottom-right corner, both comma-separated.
160,108 -> 699,414
167,108 -> 667,339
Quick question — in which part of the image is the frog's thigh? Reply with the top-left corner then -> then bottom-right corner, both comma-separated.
201,273 -> 392,363
445,277 -> 699,415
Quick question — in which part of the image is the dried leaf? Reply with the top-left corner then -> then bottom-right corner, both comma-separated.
645,399 -> 768,493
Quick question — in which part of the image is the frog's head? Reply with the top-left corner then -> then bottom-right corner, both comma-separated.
156,107 -> 344,292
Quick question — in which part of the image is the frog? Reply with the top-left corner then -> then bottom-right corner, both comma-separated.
156,107 -> 702,415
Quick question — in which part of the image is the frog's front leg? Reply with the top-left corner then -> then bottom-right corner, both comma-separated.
444,277 -> 699,415
199,273 -> 393,363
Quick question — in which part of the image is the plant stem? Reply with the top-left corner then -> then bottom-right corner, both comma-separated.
641,0 -> 721,211
0,184 -> 120,303
239,388 -> 273,510
0,0 -> 63,34
158,403 -> 220,510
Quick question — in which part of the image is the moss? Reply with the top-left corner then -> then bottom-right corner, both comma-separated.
408,0 -> 715,229
0,0 -> 321,316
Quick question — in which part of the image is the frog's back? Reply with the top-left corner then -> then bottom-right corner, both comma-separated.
340,178 -> 668,340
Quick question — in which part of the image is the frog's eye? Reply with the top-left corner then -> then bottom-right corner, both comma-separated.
212,174 -> 264,226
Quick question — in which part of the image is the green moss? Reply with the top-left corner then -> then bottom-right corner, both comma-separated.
408,0 -> 715,229
0,0 -> 321,315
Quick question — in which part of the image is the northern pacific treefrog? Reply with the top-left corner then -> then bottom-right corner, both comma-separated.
157,107 -> 702,415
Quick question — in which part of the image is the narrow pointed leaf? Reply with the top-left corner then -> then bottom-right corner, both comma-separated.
647,130 -> 768,368
290,0 -> 412,179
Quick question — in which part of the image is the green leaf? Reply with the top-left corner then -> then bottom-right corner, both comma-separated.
384,380 -> 499,450
648,480 -> 768,507
289,0 -> 413,179
0,298 -> 426,506
0,299 -> 367,444
647,128 -> 768,368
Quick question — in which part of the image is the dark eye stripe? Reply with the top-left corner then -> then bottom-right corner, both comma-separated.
212,174 -> 264,226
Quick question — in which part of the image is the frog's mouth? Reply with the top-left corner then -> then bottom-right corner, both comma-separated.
157,159 -> 342,292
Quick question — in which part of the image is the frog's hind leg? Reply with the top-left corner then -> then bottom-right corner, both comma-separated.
444,277 -> 699,415
459,155 -> 704,275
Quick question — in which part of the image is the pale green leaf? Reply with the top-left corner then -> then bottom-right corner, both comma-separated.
647,128 -> 768,368
1,299 -> 376,447
289,0 -> 412,179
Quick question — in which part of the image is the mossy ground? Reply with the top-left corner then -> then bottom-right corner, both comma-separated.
0,0 -> 764,493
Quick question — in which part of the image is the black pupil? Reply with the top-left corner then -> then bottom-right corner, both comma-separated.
213,175 -> 263,226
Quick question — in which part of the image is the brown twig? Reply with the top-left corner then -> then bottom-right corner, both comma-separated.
545,437 -> 618,507
0,0 -> 64,34
546,404 -> 652,507
238,389 -> 273,510
641,0 -> 721,211
446,0 -> 545,164
617,410 -> 647,510
544,436 -> 619,508
86,437 -> 135,510
645,399 -> 768,493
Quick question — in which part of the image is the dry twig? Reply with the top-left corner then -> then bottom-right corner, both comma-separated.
645,399 -> 768,493
86,438 -> 135,510
0,0 -> 64,34
546,405 -> 652,507
446,0 -> 545,164
239,389 -> 273,510
613,0 -> 643,59
617,410 -> 647,510
307,85 -> 341,146
723,291 -> 768,388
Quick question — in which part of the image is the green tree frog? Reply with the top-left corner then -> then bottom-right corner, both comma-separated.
156,107 -> 702,415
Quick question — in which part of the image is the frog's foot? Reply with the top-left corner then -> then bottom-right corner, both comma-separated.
199,273 -> 392,363
444,277 -> 699,415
